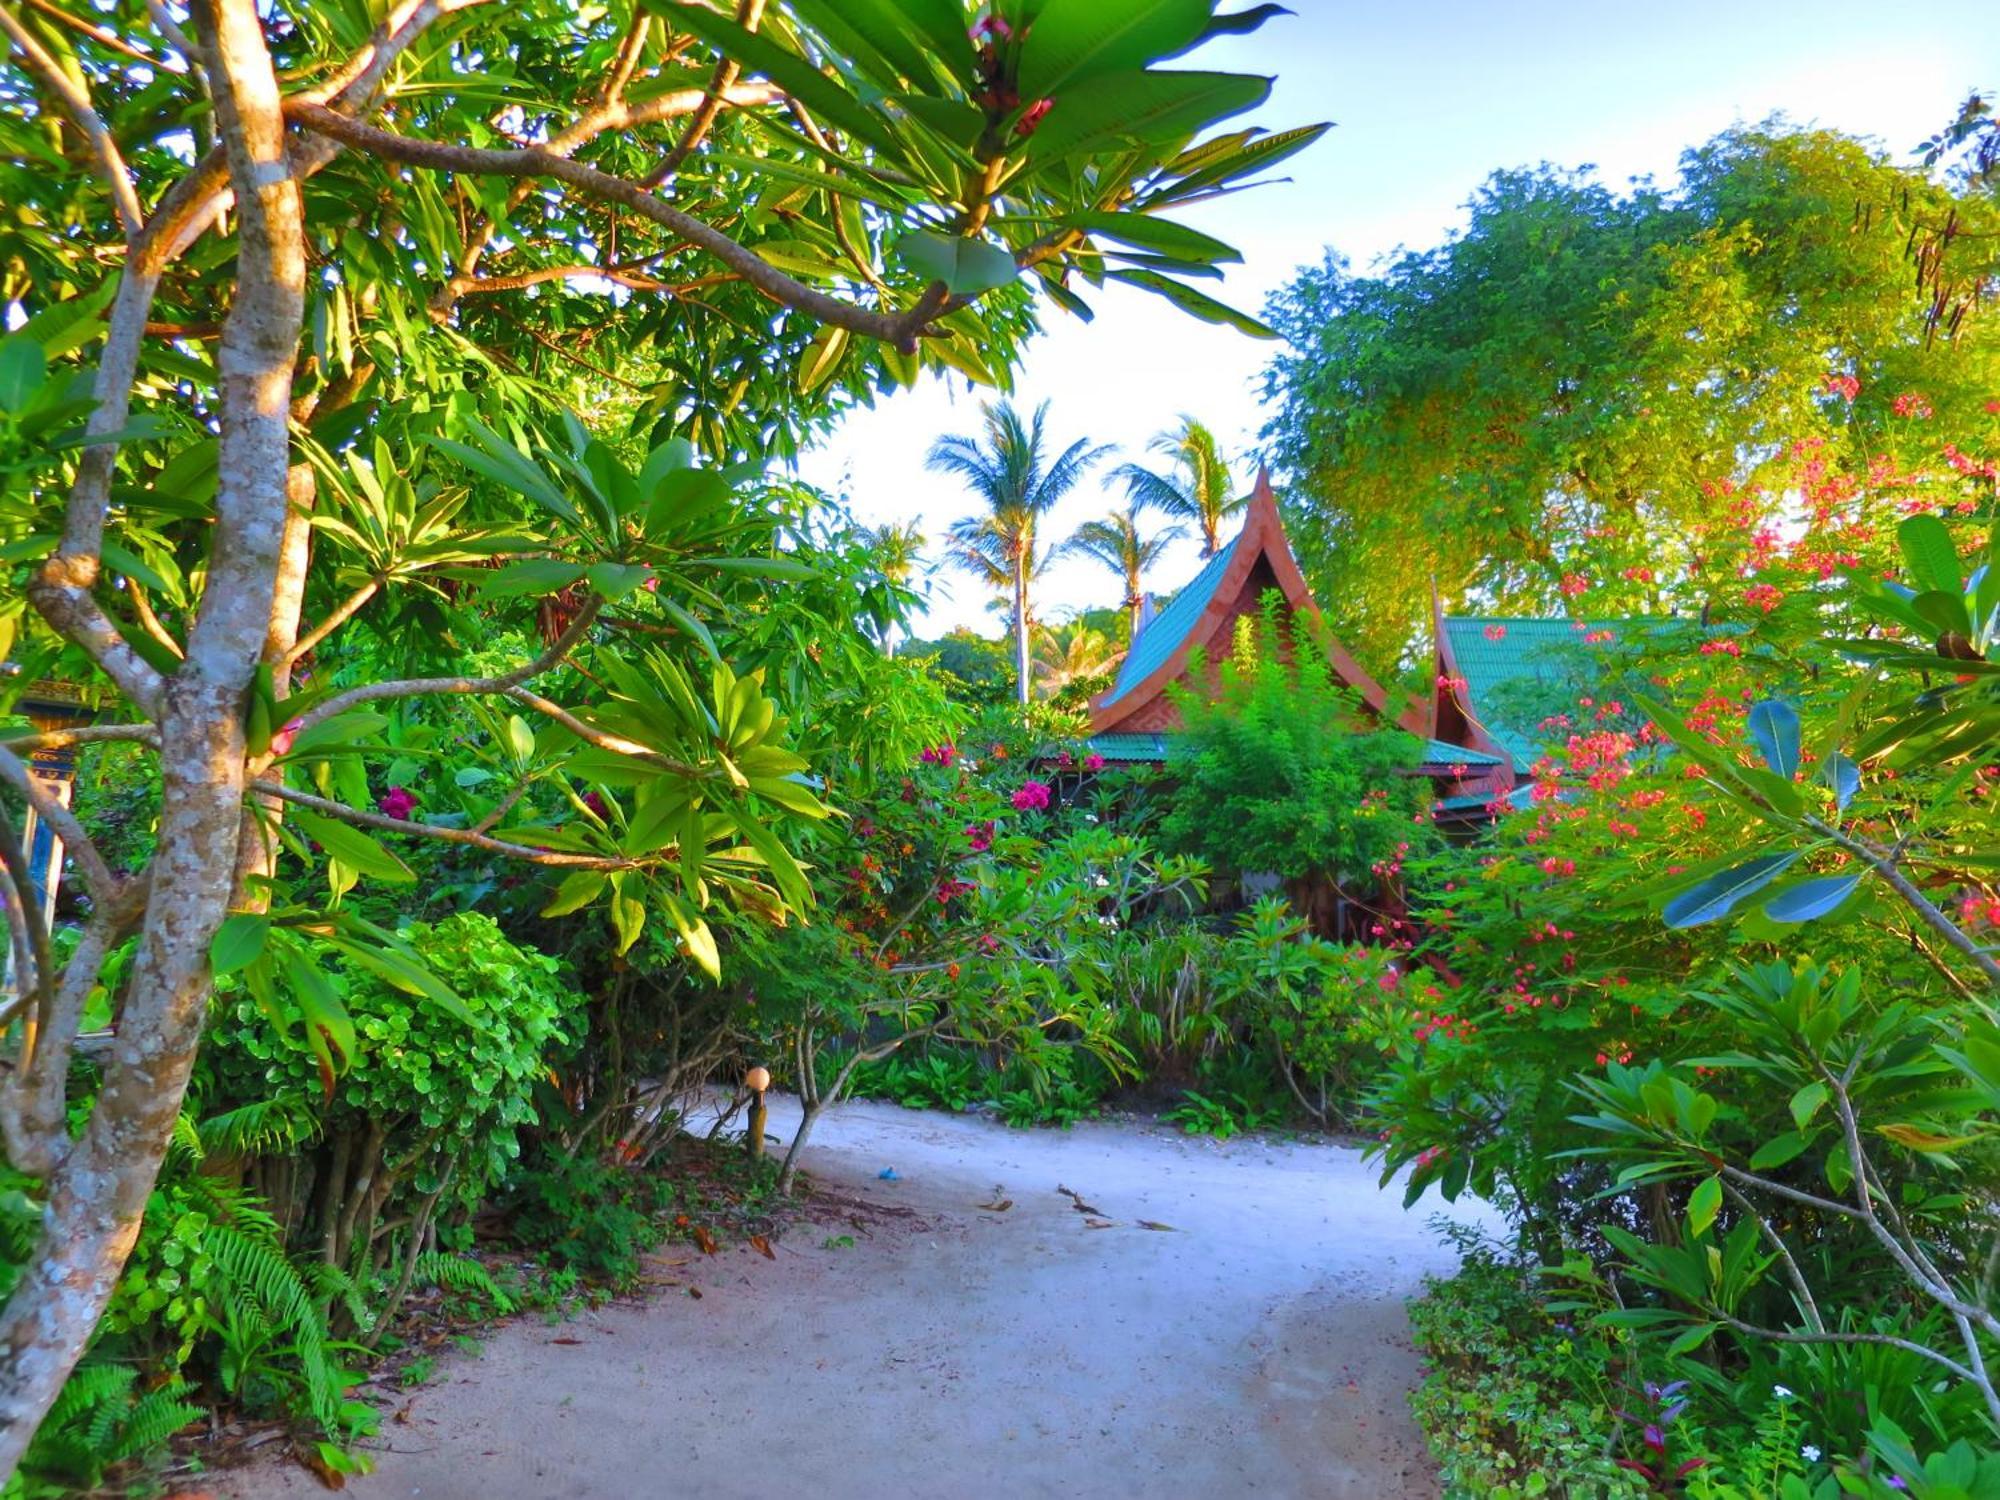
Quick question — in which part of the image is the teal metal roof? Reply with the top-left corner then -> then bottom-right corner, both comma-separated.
1421,739 -> 1504,768
1086,732 -> 1501,770
1096,536 -> 1240,711
1086,732 -> 1177,763
1440,616 -> 1625,771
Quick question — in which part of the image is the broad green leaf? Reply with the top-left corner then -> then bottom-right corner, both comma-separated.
1789,1081 -> 1829,1131
1107,269 -> 1275,337
540,869 -> 607,917
210,913 -> 270,976
1897,513 -> 1963,595
1763,872 -> 1863,924
1055,210 -> 1241,264
586,562 -> 654,601
1662,852 -> 1799,928
480,559 -> 588,600
289,808 -> 416,884
1746,699 -> 1801,780
0,335 -> 47,413
894,230 -> 1019,295
1749,1131 -> 1811,1171
1023,70 -> 1270,164
1686,1175 -> 1721,1237
1017,0 -> 1213,98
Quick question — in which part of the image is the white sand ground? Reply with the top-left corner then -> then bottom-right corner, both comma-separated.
221,1096 -> 1496,1500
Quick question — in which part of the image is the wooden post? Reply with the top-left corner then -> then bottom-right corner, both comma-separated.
744,1065 -> 770,1162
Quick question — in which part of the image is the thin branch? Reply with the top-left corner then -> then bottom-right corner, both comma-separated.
294,597 -> 600,733
0,1 -> 146,236
642,0 -> 768,188
1807,815 -> 2000,991
501,685 -> 702,778
1717,1178 -> 1824,1333
281,578 -> 379,668
1706,1309 -> 1981,1385
0,745 -> 116,898
250,779 -> 633,869
124,579 -> 184,661
19,0 -> 182,72
286,102 -> 949,351
0,803 -> 54,1075
0,724 -> 160,754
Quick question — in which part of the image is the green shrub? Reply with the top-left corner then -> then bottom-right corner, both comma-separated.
501,1150 -> 674,1285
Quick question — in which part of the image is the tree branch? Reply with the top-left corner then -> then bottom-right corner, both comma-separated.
285,102 -> 947,351
642,0 -> 768,188
0,1 -> 147,236
294,597 -> 600,733
281,578 -> 378,668
0,745 -> 117,899
1807,815 -> 2000,991
18,0 -> 183,72
250,779 -> 635,869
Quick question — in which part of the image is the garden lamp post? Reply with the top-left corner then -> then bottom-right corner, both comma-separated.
745,1066 -> 771,1162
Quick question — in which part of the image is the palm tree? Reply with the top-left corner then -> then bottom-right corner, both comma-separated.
927,400 -> 1109,704
1031,622 -> 1121,698
1064,502 -> 1185,640
860,520 -> 925,656
1109,416 -> 1245,557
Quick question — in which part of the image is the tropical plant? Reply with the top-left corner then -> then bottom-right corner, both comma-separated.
0,0 -> 1321,1467
1064,501 -> 1185,638
1110,416 -> 1244,557
930,399 -> 1111,703
1030,621 -> 1121,701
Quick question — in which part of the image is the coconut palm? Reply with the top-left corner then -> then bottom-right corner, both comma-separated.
1031,622 -> 1121,698
928,400 -> 1110,704
1064,503 -> 1186,640
1109,416 -> 1245,557
860,520 -> 926,655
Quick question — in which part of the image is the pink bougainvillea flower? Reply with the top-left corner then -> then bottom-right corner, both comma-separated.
918,743 -> 959,768
1011,780 -> 1051,812
1083,753 -> 1105,772
964,820 -> 995,854
377,786 -> 417,820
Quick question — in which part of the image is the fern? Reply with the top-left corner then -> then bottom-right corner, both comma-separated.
11,1361 -> 202,1495
196,1096 -> 322,1159
203,1224 -> 342,1433
413,1251 -> 513,1313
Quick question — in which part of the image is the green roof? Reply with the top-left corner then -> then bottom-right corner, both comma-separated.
1085,732 -> 1502,770
1096,537 -> 1239,712
1440,616 -> 1626,771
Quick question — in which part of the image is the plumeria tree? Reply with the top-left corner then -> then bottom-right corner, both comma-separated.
0,0 -> 1323,1466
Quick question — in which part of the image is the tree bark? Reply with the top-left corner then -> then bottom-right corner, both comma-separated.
1013,558 -> 1030,705
0,0 -> 304,1474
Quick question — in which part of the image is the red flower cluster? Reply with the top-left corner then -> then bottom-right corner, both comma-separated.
377,786 -> 417,820
919,743 -> 959,768
964,820 -> 995,854
1010,780 -> 1051,812
1822,372 -> 1860,401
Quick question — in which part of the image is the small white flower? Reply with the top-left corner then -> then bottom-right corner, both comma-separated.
1773,1384 -> 1795,1400
1801,1445 -> 1822,1463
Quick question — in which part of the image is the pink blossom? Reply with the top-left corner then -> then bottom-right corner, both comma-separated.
1083,753 -> 1105,772
377,786 -> 417,820
268,717 -> 304,757
1010,780 -> 1051,812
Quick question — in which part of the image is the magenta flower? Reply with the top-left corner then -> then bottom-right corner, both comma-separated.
1083,753 -> 1105,772
1011,780 -> 1051,812
581,791 -> 610,819
268,717 -> 304,757
965,820 -> 995,853
918,743 -> 959,768
377,786 -> 417,820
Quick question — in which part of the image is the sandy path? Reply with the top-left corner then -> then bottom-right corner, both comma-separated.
222,1098 -> 1487,1500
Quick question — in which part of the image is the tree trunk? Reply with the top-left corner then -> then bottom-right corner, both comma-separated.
0,0 -> 304,1473
1013,559 -> 1030,705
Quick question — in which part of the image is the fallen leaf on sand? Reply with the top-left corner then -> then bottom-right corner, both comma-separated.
692,1225 -> 719,1255
749,1233 -> 777,1260
1057,1185 -> 1105,1216
1084,1217 -> 1115,1229
977,1197 -> 1013,1213
550,1337 -> 583,1345
1137,1220 -> 1177,1232
688,1286 -> 703,1299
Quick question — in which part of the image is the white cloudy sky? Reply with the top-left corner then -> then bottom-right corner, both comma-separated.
791,0 -> 1992,639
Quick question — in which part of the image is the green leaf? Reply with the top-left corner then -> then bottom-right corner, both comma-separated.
1746,699 -> 1801,780
1789,1081 -> 1829,1131
289,808 -> 416,884
1898,513 -> 1963,595
1763,872 -> 1863,924
653,1 -> 909,163
1662,852 -> 1799,928
586,562 -> 654,601
1055,210 -> 1241,264
894,230 -> 1019,295
284,952 -> 356,1100
424,423 -> 581,526
608,871 -> 646,955
1819,751 -> 1860,811
1749,1131 -> 1811,1171
1023,70 -> 1270,164
797,323 -> 851,393
479,559 -> 588,600
540,869 -> 607,917
1106,269 -> 1275,336
1686,1175 -> 1722,1237
1016,0 -> 1213,98
210,913 -> 270,976
0,335 -> 48,414
1153,120 -> 1332,200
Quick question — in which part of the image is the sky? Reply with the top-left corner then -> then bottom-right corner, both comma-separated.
792,0 -> 1993,640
